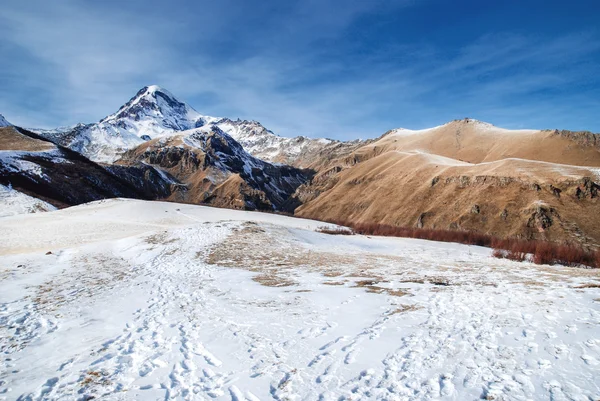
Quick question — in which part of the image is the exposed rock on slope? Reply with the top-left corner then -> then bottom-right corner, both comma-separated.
294,119 -> 600,247
116,126 -> 312,211
0,127 -> 173,208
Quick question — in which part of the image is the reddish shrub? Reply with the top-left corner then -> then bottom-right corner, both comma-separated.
324,218 -> 599,269
492,249 -> 507,259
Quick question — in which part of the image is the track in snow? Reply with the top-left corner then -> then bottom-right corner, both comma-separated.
1,202 -> 600,400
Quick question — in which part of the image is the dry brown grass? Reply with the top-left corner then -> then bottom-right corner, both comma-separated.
388,304 -> 422,315
491,238 -> 600,268
575,283 -> 600,289
0,127 -> 55,151
327,220 -> 495,247
352,280 -> 408,297
323,281 -> 347,286
252,274 -> 297,287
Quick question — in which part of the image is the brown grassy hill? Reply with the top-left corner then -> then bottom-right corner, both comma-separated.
0,127 -> 56,152
351,118 -> 600,167
294,120 -> 600,248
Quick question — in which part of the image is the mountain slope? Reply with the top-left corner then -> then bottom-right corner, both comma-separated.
294,119 -> 600,247
355,118 -> 600,166
0,114 -> 11,127
216,118 -> 369,168
0,183 -> 57,217
0,126 -> 174,208
117,125 -> 312,211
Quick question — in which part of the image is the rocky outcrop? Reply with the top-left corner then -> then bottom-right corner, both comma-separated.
552,129 -> 600,150
117,127 -> 313,211
526,204 -> 557,232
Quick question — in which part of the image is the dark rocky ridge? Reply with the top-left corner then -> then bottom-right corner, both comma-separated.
0,127 -> 174,208
116,126 -> 314,212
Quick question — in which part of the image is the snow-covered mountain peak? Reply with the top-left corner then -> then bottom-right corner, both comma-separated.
32,86 -> 353,166
100,85 -> 213,130
0,114 -> 12,127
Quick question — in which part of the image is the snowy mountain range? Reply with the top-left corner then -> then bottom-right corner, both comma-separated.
33,85 -> 348,167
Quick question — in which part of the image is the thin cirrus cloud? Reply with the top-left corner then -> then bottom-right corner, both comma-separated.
0,0 -> 598,140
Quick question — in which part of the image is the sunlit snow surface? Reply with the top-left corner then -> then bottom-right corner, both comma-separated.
0,185 -> 56,217
1,199 -> 599,400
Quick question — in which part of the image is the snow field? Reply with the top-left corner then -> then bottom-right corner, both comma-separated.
0,199 -> 599,400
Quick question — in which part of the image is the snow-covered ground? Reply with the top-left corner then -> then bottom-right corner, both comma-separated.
0,184 -> 56,217
1,199 -> 599,400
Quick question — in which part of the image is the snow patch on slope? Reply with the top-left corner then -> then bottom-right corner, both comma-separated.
0,114 -> 11,127
0,184 -> 56,217
390,119 -> 539,138
0,149 -> 69,180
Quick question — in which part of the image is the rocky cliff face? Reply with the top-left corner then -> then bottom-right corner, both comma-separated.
552,129 -> 600,151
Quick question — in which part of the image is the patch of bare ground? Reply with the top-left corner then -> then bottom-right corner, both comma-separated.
205,222 -> 600,294
29,253 -> 133,314
253,274 -> 297,287
206,222 -> 366,288
0,127 -> 55,151
574,283 -> 600,289
322,270 -> 344,277
145,231 -> 178,245
352,280 -> 409,297
323,281 -> 347,286
79,369 -> 111,393
388,304 -> 422,315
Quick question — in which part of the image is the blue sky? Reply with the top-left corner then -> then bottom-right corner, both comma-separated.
1,0 -> 599,139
